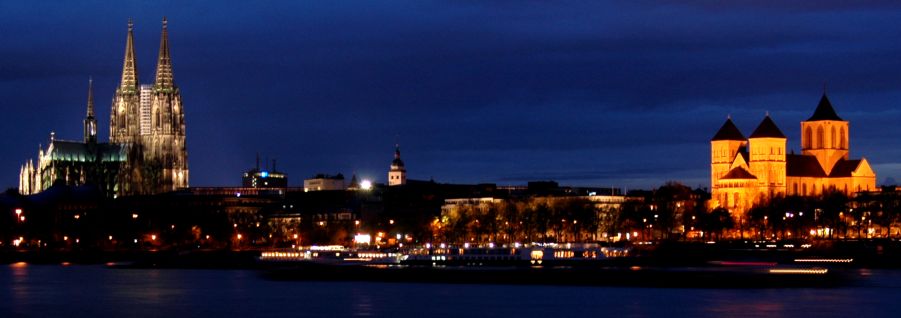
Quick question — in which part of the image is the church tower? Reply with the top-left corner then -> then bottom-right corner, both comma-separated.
748,114 -> 787,199
143,17 -> 189,193
84,78 -> 97,143
710,117 -> 746,188
110,19 -> 142,144
801,93 -> 849,174
388,145 -> 406,186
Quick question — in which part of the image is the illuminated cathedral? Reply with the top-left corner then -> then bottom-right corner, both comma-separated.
19,18 -> 189,197
710,93 -> 876,213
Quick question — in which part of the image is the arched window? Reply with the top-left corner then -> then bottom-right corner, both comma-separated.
733,193 -> 740,208
802,183 -> 807,195
816,126 -> 825,148
831,127 -> 836,148
804,127 -> 813,149
840,128 -> 846,149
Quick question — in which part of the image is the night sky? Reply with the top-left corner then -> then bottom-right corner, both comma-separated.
3,1 -> 901,190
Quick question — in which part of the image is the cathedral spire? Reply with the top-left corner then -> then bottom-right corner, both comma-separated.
86,77 -> 94,117
154,17 -> 174,90
84,77 -> 97,143
119,18 -> 138,92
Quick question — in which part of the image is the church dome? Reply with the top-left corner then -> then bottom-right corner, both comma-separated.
391,157 -> 405,168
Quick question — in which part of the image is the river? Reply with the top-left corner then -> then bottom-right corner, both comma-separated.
2,264 -> 900,317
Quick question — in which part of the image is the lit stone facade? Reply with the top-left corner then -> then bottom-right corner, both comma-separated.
710,94 -> 877,214
19,18 -> 189,197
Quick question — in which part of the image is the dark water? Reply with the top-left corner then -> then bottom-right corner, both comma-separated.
1,264 -> 900,317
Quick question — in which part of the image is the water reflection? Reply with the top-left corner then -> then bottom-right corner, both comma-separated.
8,262 -> 31,315
351,286 -> 374,317
1,266 -> 900,317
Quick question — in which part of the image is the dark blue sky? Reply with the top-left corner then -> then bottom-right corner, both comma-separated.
3,1 -> 901,189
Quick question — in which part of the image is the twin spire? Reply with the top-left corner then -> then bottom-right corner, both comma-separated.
86,77 -> 94,118
118,17 -> 176,93
84,77 -> 97,143
154,17 -> 174,90
120,18 -> 138,91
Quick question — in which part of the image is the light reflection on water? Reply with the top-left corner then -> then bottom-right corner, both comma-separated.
1,264 -> 900,317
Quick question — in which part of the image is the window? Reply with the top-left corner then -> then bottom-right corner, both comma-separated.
831,127 -> 836,148
804,127 -> 812,148
733,193 -> 740,208
816,126 -> 824,148
840,128 -> 846,149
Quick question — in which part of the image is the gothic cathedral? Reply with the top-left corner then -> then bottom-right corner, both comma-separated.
710,93 -> 876,214
19,18 -> 189,197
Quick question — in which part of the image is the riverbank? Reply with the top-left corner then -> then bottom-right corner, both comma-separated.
2,239 -> 900,269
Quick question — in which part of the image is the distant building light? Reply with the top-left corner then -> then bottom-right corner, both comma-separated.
361,180 -> 373,190
354,234 -> 371,245
261,171 -> 269,178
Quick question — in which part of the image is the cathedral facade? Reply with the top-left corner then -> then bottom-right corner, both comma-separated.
19,18 -> 189,197
710,94 -> 876,214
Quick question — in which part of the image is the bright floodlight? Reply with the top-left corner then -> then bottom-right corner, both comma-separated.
360,179 -> 373,190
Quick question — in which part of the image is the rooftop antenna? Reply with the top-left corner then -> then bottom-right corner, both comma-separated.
256,153 -> 260,170
272,159 -> 277,172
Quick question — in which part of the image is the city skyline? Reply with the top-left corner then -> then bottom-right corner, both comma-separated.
3,2 -> 901,190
